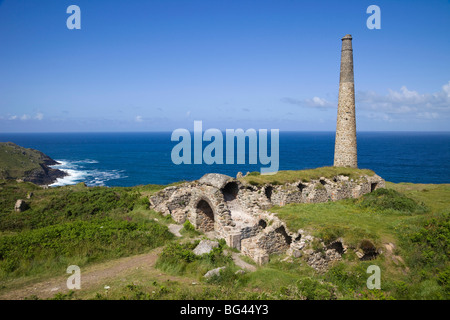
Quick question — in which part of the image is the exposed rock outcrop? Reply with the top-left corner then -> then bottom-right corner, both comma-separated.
14,199 -> 28,212
204,266 -> 226,278
0,142 -> 66,185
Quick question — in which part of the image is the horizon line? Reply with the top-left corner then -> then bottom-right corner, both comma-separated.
1,130 -> 450,134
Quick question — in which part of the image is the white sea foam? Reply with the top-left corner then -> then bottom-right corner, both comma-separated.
50,169 -> 88,187
49,159 -> 126,187
72,159 -> 100,164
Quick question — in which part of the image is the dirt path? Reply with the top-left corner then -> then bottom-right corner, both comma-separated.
231,252 -> 257,272
0,235 -> 258,300
0,247 -> 173,300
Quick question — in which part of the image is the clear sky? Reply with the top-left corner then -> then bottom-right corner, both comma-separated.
0,0 -> 449,132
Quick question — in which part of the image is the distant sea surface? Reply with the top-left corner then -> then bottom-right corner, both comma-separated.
0,132 -> 449,186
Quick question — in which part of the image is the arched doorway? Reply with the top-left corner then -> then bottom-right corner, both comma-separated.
221,182 -> 239,201
196,199 -> 215,232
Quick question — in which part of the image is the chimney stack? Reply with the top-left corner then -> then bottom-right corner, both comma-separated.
334,34 -> 357,168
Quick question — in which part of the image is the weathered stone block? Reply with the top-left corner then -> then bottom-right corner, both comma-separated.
193,240 -> 219,255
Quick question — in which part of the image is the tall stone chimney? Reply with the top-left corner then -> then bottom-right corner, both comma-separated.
334,34 -> 357,168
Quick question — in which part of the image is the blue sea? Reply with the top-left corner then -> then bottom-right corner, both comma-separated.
0,132 -> 449,186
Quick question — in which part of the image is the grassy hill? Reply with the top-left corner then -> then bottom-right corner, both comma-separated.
0,170 -> 448,300
0,142 -> 66,185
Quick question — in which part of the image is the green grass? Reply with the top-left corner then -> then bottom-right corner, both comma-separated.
53,280 -> 272,300
0,177 -> 448,300
0,142 -> 52,180
179,220 -> 201,237
0,180 -> 168,232
272,187 -> 430,246
0,180 -> 174,283
271,183 -> 450,299
0,217 -> 173,281
240,166 -> 375,186
155,239 -> 237,283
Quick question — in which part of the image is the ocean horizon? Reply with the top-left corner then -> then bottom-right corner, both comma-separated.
1,131 -> 449,186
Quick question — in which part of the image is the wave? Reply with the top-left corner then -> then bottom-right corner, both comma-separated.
71,159 -> 100,164
49,159 -> 127,187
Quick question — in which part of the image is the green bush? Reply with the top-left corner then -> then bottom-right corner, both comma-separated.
182,220 -> 194,232
324,263 -> 366,293
159,242 -> 199,264
178,220 -> 200,237
205,266 -> 245,286
357,188 -> 428,214
156,239 -> 232,277
407,213 -> 449,267
296,277 -> 337,300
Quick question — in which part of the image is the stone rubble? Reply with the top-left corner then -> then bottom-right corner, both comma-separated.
14,199 -> 28,212
203,266 -> 226,278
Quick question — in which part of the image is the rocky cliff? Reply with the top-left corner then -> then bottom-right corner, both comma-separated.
0,142 -> 66,185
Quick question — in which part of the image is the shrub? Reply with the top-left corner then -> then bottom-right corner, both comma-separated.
158,242 -> 198,264
437,267 -> 450,296
205,266 -> 244,286
156,239 -> 232,277
406,213 -> 449,267
325,263 -> 365,293
358,188 -> 428,214
182,220 -> 196,232
295,277 -> 337,300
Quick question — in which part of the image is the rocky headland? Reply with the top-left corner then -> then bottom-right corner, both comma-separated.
0,142 -> 66,185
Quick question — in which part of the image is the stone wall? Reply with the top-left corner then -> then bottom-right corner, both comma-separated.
240,238 -> 269,265
255,227 -> 291,254
266,174 -> 384,206
149,171 -> 385,269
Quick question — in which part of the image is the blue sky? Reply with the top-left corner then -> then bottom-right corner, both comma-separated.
0,0 -> 449,132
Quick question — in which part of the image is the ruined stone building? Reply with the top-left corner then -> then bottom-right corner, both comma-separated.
150,171 -> 385,269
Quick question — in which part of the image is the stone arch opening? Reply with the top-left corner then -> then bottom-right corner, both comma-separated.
297,183 -> 307,193
195,199 -> 215,232
258,219 -> 267,229
264,186 -> 273,200
222,182 -> 239,201
370,182 -> 378,192
275,226 -> 292,245
327,241 -> 345,255
320,179 -> 327,186
359,239 -> 378,261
